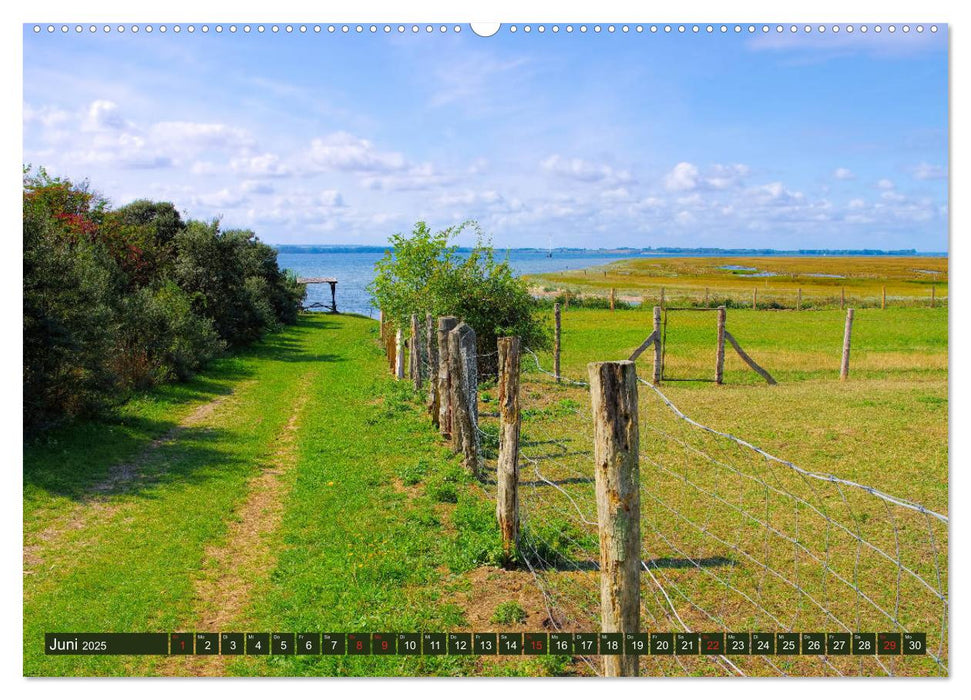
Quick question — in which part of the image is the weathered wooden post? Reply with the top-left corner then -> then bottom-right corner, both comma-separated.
588,360 -> 641,678
660,286 -> 665,308
497,336 -> 521,564
797,288 -> 802,311
715,306 -> 726,385
609,288 -> 616,311
652,306 -> 662,385
437,316 -> 459,437
840,287 -> 846,310
410,314 -> 422,391
840,308 -> 854,382
882,286 -> 887,310
553,303 -> 562,383
379,309 -> 385,341
448,322 -> 479,475
395,328 -> 404,380
426,313 -> 438,424
704,286 -> 710,308
753,287 -> 758,309
931,286 -> 936,308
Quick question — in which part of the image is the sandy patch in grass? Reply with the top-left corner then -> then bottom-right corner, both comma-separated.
157,372 -> 311,676
23,384 -> 251,573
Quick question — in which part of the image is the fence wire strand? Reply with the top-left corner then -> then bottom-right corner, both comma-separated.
505,347 -> 948,677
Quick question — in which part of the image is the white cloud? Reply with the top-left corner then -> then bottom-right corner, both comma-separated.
877,178 -> 895,190
230,153 -> 291,178
833,167 -> 854,180
307,132 -> 408,173
83,100 -> 131,131
664,162 -> 748,192
190,161 -> 219,175
192,188 -> 249,209
705,163 -> 749,189
601,187 -> 632,202
23,103 -> 71,128
151,121 -> 256,152
241,180 -> 275,195
540,155 -> 633,185
437,190 -> 504,207
664,162 -> 699,191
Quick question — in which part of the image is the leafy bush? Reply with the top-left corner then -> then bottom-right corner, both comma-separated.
368,221 -> 549,377
22,166 -> 304,430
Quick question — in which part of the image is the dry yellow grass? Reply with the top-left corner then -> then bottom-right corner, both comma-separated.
530,256 -> 948,308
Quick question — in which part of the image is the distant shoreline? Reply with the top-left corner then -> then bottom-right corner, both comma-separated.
274,244 -> 947,257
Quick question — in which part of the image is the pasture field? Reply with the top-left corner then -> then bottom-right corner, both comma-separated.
501,304 -> 948,675
529,256 -> 948,309
23,304 -> 948,677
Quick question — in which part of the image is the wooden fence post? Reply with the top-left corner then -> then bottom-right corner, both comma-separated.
379,309 -> 385,342
840,308 -> 854,382
704,287 -> 710,308
426,313 -> 439,424
437,316 -> 459,437
797,288 -> 802,311
931,286 -> 936,308
497,336 -> 521,564
753,287 -> 758,309
660,287 -> 665,308
588,360 -> 640,678
395,328 -> 404,380
553,303 -> 562,383
448,322 -> 479,476
410,314 -> 422,390
715,306 -> 726,385
610,288 -> 616,311
882,286 -> 887,310
564,291 -> 570,311
652,306 -> 662,385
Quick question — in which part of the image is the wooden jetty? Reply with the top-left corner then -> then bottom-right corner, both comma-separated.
298,277 -> 339,313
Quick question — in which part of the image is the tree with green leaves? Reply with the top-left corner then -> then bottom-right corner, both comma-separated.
369,220 -> 548,376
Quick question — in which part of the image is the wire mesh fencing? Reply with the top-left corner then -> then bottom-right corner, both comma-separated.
497,348 -> 949,677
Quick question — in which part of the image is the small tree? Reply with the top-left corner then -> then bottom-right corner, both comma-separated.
369,221 -> 548,376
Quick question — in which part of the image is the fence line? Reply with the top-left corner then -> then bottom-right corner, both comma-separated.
378,314 -> 947,677
511,347 -> 947,676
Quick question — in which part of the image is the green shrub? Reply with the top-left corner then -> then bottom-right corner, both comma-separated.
368,221 -> 549,378
22,166 -> 304,431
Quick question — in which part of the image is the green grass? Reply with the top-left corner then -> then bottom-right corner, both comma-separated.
23,303 -> 949,677
491,601 -> 528,625
509,305 -> 948,676
22,314 -> 513,677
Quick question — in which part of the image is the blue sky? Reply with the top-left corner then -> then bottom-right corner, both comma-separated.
23,23 -> 948,249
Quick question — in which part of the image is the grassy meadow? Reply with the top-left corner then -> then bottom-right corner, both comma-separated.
23,273 -> 949,677
529,256 -> 948,309
505,302 -> 948,676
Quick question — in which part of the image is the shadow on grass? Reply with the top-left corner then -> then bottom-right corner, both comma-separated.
525,555 -> 736,572
24,313 -> 345,502
24,419 -> 242,503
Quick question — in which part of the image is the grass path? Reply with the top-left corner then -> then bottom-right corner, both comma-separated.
24,314 -> 562,677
